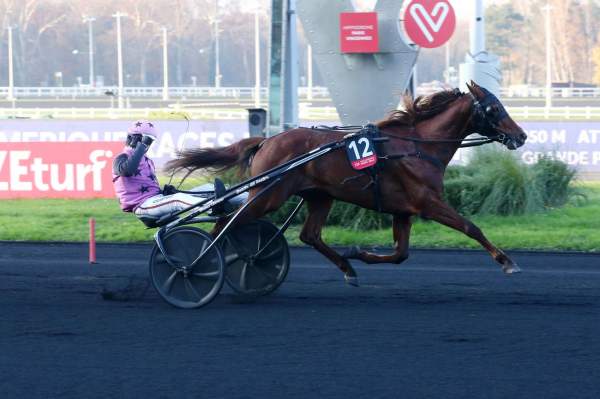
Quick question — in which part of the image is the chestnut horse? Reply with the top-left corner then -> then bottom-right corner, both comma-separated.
165,81 -> 528,285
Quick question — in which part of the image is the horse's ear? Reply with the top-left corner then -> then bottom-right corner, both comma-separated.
466,80 -> 483,97
465,81 -> 474,93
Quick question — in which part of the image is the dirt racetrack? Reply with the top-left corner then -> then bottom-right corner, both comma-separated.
1,242 -> 599,399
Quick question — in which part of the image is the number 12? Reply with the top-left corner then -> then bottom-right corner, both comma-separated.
349,138 -> 374,159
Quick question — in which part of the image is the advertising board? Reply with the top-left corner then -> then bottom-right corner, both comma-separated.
2,119 -> 600,198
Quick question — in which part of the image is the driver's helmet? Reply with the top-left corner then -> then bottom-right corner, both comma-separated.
126,120 -> 158,147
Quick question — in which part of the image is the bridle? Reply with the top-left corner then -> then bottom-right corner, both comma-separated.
468,88 -> 513,147
389,89 -> 512,148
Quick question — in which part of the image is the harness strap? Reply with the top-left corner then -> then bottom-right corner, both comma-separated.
380,151 -> 446,170
314,123 -> 500,209
309,123 -> 502,147
459,139 -> 496,148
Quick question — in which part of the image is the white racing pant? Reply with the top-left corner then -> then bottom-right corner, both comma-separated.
134,184 -> 247,219
134,192 -> 209,219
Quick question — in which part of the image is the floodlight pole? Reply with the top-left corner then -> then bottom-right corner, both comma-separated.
543,3 -> 553,108
214,0 -> 222,88
283,0 -> 298,130
162,27 -> 169,101
470,0 -> 485,56
112,12 -> 127,108
83,16 -> 96,86
7,26 -> 14,101
254,8 -> 261,108
445,43 -> 450,84
307,44 -> 313,100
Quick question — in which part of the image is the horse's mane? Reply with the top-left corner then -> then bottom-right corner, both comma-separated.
378,89 -> 464,129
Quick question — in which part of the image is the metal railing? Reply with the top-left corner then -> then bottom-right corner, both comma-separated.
415,86 -> 600,99
502,86 -> 600,98
300,105 -> 600,121
1,85 -> 599,99
0,107 -> 247,120
2,105 -> 600,121
0,86 -> 331,99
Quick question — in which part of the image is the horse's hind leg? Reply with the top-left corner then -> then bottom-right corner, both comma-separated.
344,214 -> 412,265
299,195 -> 360,286
422,197 -> 521,274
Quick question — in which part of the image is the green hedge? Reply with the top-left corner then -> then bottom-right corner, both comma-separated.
220,149 -> 582,228
443,149 -> 583,216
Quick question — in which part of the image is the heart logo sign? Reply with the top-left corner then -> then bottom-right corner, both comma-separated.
403,0 -> 456,49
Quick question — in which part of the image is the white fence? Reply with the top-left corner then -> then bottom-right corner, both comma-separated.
0,86 -> 331,99
299,105 -> 600,121
2,105 -> 600,121
1,85 -> 599,99
0,107 -> 247,120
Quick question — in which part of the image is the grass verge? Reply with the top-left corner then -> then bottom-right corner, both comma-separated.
1,184 -> 598,252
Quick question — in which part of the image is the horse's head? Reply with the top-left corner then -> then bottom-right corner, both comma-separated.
466,81 -> 527,150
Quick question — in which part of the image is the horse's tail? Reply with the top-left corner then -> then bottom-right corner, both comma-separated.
164,137 -> 266,175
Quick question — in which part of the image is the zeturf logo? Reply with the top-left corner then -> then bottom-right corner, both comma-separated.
0,142 -> 123,198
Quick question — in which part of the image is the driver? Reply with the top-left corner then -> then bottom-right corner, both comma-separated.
112,120 -> 210,220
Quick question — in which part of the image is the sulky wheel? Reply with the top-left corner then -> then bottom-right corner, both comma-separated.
149,227 -> 225,309
221,220 -> 290,296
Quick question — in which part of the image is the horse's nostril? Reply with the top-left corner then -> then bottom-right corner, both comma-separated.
520,133 -> 527,141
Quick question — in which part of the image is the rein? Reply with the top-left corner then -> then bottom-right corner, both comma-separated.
384,132 -> 502,148
310,125 -> 503,149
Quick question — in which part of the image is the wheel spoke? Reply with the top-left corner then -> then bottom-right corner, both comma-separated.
258,246 -> 282,261
252,265 -> 278,284
225,253 -> 240,266
240,263 -> 248,291
199,239 -> 208,255
155,253 -> 185,267
192,270 -> 220,280
184,278 -> 202,301
228,234 -> 248,257
161,271 -> 178,294
256,225 -> 262,251
155,252 -> 167,264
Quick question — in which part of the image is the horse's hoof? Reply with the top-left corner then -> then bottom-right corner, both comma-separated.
342,246 -> 361,259
502,263 -> 522,274
344,275 -> 360,287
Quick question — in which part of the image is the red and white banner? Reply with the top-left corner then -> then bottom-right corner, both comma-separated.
0,142 -> 123,199
339,12 -> 379,53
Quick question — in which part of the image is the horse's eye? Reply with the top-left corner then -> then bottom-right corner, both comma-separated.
486,105 -> 499,116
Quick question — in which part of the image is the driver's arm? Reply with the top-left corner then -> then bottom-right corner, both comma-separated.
112,141 -> 150,177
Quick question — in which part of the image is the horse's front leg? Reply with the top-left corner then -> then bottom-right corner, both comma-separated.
343,214 -> 412,265
299,195 -> 360,286
421,197 -> 521,274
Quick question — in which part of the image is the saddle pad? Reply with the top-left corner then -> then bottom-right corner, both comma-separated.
345,133 -> 377,170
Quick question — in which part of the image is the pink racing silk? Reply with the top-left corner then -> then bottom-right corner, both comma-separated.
112,147 -> 161,211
